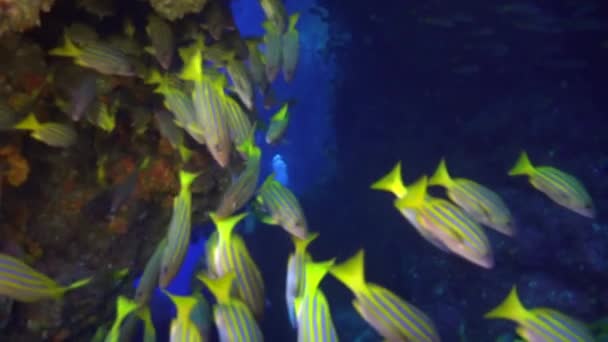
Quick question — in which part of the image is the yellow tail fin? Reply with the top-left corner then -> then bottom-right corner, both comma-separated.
14,113 -> 41,131
371,162 -> 407,198
394,175 -> 428,209
292,232 -> 319,254
484,286 -> 528,323
303,259 -> 335,297
429,158 -> 454,188
198,272 -> 235,304
48,34 -> 81,57
210,212 -> 248,243
508,151 -> 535,176
330,249 -> 367,294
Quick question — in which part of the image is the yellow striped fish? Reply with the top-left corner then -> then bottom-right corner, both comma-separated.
259,0 -> 288,33
330,250 -> 441,342
181,49 -> 232,168
246,40 -> 270,96
281,13 -> 300,82
226,57 -> 255,111
485,286 -> 594,342
429,158 -> 515,236
159,171 -> 199,288
163,291 -> 203,342
216,131 -> 261,217
294,259 -> 339,342
395,176 -> 494,269
0,253 -> 91,302
205,213 -> 266,319
509,151 -> 595,218
135,238 -> 166,307
265,103 -> 290,145
49,34 -> 136,77
262,20 -> 283,83
14,113 -> 77,148
286,232 -> 318,328
198,272 -> 263,342
224,94 -> 253,152
104,296 -> 138,342
257,174 -> 309,239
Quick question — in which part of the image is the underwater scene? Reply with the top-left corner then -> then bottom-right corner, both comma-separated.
0,0 -> 607,341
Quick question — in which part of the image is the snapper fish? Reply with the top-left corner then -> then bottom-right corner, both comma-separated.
330,250 -> 440,342
286,233 -> 318,328
485,286 -> 594,342
14,113 -> 77,148
429,158 -> 515,236
508,151 -> 595,218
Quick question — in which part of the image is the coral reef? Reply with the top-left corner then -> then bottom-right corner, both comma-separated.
0,0 -> 55,37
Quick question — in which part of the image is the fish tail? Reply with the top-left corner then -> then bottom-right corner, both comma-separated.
236,123 -> 257,157
116,296 -> 138,322
508,151 -> 535,176
330,250 -> 366,293
65,276 -> 92,292
484,286 -> 528,322
178,145 -> 193,162
429,158 -> 454,187
304,259 -> 335,296
48,34 -> 80,57
163,290 -> 198,320
179,49 -> 203,83
394,175 -> 428,209
371,162 -> 407,197
292,232 -> 319,253
210,212 -> 248,240
288,13 -> 300,31
144,69 -> 163,85
272,103 -> 289,122
179,170 -> 200,190
197,271 -> 236,303
14,113 -> 41,131
262,20 -> 279,33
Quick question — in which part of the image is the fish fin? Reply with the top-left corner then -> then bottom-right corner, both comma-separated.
65,276 -> 92,292
329,250 -> 366,293
288,13 -> 300,31
508,151 -> 535,176
179,49 -> 204,83
303,259 -> 335,296
371,162 -> 407,197
394,175 -> 428,209
144,45 -> 156,56
163,291 -> 198,320
179,145 -> 193,162
179,170 -> 199,190
197,272 -> 236,303
484,286 -> 528,322
271,103 -> 289,122
262,20 -> 278,33
236,122 -> 258,158
116,296 -> 138,323
49,34 -> 81,57
209,212 -> 248,242
429,158 -> 454,187
292,232 -> 319,253
14,113 -> 42,131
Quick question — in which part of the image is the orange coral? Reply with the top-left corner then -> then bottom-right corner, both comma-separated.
0,145 -> 29,186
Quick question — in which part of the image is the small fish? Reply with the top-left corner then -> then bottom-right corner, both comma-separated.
224,95 -> 253,151
265,102 -> 290,144
330,250 -> 441,342
485,286 -> 594,342
159,171 -> 199,288
294,259 -> 339,342
163,291 -> 203,342
145,14 -> 174,70
259,0 -> 288,33
14,113 -> 77,148
205,213 -> 266,319
155,109 -> 192,161
49,34 -> 137,77
286,233 -> 318,329
0,253 -> 91,302
257,174 -> 309,239
395,176 -> 494,269
508,151 -> 595,218
134,238 -> 167,307
282,13 -> 300,82
87,98 -> 118,133
429,158 -> 515,236
180,49 -> 232,168
67,74 -> 97,122
198,272 -> 264,342
246,40 -> 270,95
104,296 -> 138,342
225,57 -> 255,111
262,20 -> 283,83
